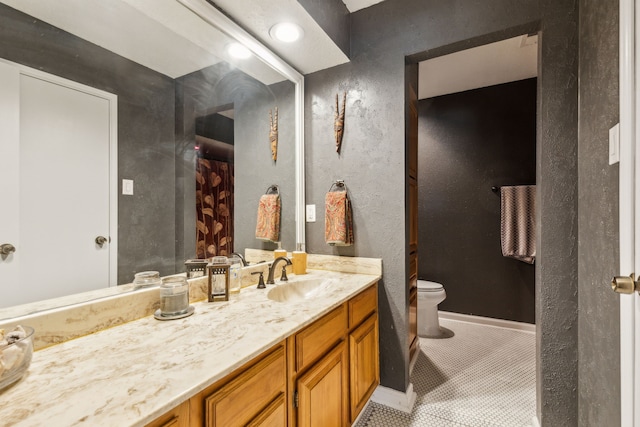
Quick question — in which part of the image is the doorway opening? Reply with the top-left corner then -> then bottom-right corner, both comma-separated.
403,32 -> 539,426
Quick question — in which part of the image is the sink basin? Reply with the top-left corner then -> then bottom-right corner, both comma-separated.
267,278 -> 335,302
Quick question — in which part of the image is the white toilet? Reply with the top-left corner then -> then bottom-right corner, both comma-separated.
417,280 -> 447,338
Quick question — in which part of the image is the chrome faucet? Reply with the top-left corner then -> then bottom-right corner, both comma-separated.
231,252 -> 249,266
266,256 -> 292,284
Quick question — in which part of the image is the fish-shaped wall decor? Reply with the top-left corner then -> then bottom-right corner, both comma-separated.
269,107 -> 278,161
335,92 -> 346,153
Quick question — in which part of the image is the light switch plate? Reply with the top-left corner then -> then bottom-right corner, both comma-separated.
609,123 -> 620,165
306,204 -> 316,222
122,179 -> 134,195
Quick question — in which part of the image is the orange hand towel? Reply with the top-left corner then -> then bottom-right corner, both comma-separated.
325,191 -> 354,246
255,194 -> 281,242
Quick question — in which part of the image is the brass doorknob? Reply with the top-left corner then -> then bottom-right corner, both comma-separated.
611,274 -> 640,294
95,236 -> 108,247
0,243 -> 15,255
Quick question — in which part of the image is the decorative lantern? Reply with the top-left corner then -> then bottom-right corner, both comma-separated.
207,257 -> 230,302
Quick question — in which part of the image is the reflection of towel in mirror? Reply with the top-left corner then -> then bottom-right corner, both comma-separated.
325,191 -> 354,246
255,194 -> 281,242
500,185 -> 536,264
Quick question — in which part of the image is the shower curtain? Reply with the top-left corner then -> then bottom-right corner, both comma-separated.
195,158 -> 234,258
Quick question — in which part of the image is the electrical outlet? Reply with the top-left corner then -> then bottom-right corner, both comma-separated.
609,123 -> 620,165
306,204 -> 316,222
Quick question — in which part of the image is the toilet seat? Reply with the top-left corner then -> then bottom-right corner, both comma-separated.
417,280 -> 443,292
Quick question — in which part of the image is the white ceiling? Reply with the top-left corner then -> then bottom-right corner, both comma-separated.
1,0 -> 345,83
341,0 -> 386,12
419,35 -> 538,100
211,0 -> 349,75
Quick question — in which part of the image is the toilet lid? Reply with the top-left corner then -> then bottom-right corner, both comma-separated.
417,280 -> 443,292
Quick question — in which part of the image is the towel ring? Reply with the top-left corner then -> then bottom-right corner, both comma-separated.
265,185 -> 280,196
328,180 -> 348,193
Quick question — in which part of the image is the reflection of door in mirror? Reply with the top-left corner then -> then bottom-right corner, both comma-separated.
0,61 -> 117,308
195,109 -> 235,258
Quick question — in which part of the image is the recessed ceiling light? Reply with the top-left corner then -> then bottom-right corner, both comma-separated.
227,42 -> 251,59
269,22 -> 304,43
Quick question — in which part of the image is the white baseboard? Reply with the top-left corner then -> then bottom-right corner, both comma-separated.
409,339 -> 420,375
438,311 -> 536,333
531,415 -> 541,427
370,383 -> 417,414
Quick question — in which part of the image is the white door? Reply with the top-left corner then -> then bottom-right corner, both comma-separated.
619,0 -> 639,425
0,61 -> 117,308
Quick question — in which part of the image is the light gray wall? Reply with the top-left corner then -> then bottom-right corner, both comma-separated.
305,0 -> 583,424
296,0 -> 351,58
235,80 -> 297,253
304,0 -> 543,395
0,3 -> 177,285
536,1 -> 579,425
175,66 -> 297,264
578,0 -> 621,425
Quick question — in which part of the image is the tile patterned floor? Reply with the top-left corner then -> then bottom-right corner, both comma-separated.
355,318 -> 536,427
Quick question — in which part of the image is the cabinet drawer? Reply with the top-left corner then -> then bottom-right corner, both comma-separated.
348,285 -> 377,329
295,305 -> 347,372
205,346 -> 285,427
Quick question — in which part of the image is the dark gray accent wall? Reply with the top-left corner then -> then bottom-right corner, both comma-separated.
304,0 -> 542,396
297,0 -> 351,58
418,79 -> 536,324
536,1 -> 579,425
0,3 -> 177,285
578,0 -> 620,425
306,0 -> 581,424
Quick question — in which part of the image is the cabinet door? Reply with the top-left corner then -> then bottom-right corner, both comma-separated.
205,346 -> 285,427
145,400 -> 190,427
409,287 -> 418,361
349,314 -> 379,422
247,394 -> 286,427
297,341 -> 349,427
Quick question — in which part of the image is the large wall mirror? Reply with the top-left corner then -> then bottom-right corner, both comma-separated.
0,0 -> 305,315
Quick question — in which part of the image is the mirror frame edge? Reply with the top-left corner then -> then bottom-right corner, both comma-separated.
178,0 -> 306,251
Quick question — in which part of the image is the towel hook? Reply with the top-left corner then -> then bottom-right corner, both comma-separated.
491,186 -> 500,193
328,180 -> 347,193
265,185 -> 279,196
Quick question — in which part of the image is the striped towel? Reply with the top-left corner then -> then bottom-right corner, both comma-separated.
500,185 -> 536,264
255,194 -> 280,242
325,191 -> 354,246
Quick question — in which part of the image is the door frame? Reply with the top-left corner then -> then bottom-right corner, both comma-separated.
0,58 -> 119,287
619,0 -> 638,425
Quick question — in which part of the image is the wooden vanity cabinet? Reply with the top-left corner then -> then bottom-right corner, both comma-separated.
188,342 -> 287,427
147,282 -> 379,427
289,283 -> 379,427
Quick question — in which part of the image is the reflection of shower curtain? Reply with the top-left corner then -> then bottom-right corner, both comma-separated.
196,158 -> 234,258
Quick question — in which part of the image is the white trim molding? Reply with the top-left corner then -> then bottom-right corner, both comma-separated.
371,383 -> 417,414
620,0 -> 637,425
438,311 -> 536,333
531,415 -> 541,427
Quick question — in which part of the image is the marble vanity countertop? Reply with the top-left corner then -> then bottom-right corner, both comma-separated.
0,269 -> 380,427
